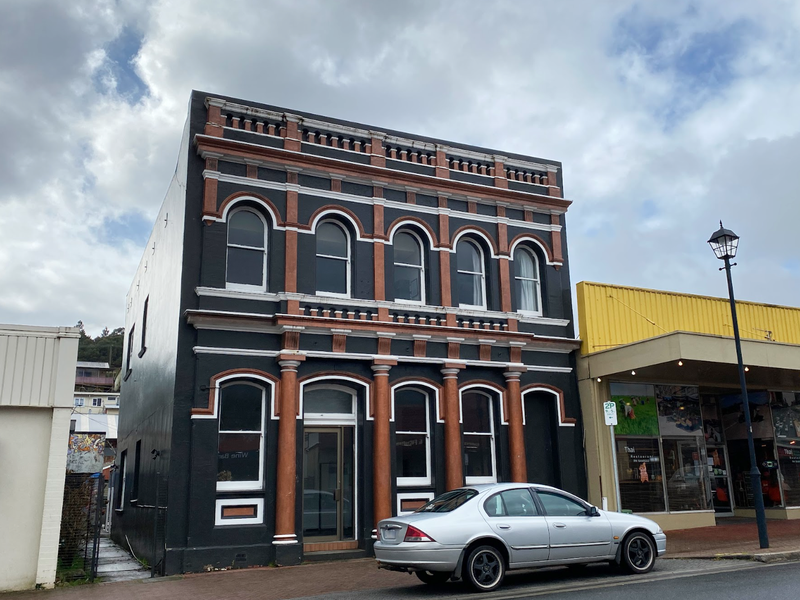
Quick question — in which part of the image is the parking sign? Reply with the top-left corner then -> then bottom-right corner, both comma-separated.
603,401 -> 618,426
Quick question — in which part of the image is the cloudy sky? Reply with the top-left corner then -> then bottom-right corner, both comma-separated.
1,0 -> 799,335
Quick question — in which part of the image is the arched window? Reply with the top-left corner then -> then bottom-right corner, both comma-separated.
316,221 -> 350,297
393,231 -> 425,303
226,209 -> 267,290
394,387 -> 431,486
456,239 -> 486,309
217,382 -> 265,491
514,247 -> 542,315
461,390 -> 496,484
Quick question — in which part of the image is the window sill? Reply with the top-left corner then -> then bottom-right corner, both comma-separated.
123,369 -> 132,382
459,303 -> 488,311
316,291 -> 351,299
138,347 -> 147,358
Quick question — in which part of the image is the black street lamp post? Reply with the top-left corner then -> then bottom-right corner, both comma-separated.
707,222 -> 769,549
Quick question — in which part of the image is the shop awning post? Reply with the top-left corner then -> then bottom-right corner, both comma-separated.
604,400 -> 622,512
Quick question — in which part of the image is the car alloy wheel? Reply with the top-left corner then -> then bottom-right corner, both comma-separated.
621,532 -> 655,574
464,545 -> 505,592
415,570 -> 450,585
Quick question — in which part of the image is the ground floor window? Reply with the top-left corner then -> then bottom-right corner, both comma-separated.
615,437 -> 665,513
461,390 -> 496,484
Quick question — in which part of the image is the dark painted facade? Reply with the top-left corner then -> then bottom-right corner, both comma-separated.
113,91 -> 585,574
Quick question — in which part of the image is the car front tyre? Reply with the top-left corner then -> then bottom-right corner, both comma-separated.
415,570 -> 450,585
621,532 -> 656,574
464,545 -> 505,593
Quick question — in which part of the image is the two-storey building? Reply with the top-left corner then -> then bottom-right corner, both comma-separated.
113,91 -> 584,573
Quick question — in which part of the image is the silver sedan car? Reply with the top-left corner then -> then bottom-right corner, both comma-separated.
374,483 -> 666,592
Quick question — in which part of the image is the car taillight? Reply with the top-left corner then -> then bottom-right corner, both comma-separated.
404,525 -> 435,542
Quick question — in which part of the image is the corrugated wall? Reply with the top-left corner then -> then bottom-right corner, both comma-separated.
0,327 -> 78,408
576,281 -> 800,355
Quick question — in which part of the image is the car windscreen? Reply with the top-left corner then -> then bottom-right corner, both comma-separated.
415,489 -> 478,513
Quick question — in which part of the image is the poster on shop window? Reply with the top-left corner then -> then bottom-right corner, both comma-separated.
608,382 -> 659,436
655,385 -> 702,437
721,391 -> 774,440
770,391 -> 800,442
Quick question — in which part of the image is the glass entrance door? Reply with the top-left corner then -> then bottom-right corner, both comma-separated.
303,427 -> 354,541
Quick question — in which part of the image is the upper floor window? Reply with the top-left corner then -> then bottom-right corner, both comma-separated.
394,388 -> 431,486
462,390 -> 496,484
226,209 -> 267,290
74,398 -> 84,407
393,231 -> 425,303
92,398 -> 103,407
139,296 -> 149,356
514,247 -> 542,315
316,221 -> 350,297
457,239 -> 486,310
217,382 -> 265,491
125,325 -> 135,378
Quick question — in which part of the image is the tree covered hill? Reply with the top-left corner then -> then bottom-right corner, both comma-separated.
75,321 -> 124,369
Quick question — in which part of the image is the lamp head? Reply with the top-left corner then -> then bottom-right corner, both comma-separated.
708,221 -> 739,260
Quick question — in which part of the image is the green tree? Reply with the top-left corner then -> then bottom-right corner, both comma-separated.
75,322 -> 125,369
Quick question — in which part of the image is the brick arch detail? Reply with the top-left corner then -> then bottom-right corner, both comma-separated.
520,382 -> 576,425
298,370 -> 375,418
449,225 -> 500,257
508,232 -> 557,265
305,205 -> 369,240
391,377 -> 444,422
216,191 -> 284,226
192,368 -> 280,417
385,217 -> 439,248
459,379 -> 508,424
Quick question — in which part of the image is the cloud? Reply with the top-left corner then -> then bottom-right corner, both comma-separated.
0,0 -> 799,335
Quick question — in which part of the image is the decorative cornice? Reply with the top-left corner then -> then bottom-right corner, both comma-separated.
194,134 -> 571,212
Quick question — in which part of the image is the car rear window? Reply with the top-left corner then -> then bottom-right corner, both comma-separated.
415,489 -> 478,513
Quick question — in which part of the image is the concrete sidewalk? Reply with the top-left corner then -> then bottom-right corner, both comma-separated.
3,519 -> 799,600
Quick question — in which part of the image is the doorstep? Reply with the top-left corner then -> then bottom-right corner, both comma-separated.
303,540 -> 369,563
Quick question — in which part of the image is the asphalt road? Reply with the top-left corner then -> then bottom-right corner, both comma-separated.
316,559 -> 800,600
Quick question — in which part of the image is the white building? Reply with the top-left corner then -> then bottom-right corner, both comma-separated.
0,324 -> 80,591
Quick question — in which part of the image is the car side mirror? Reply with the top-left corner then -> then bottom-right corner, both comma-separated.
587,506 -> 600,517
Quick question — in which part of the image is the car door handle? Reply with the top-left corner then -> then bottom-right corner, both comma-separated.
553,523 -> 567,528
498,524 -> 511,530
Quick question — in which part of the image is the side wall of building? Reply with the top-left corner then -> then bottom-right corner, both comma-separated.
0,326 -> 79,591
112,113 -> 191,566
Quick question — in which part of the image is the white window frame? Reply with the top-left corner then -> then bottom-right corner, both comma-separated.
74,398 -> 85,407
461,390 -> 497,485
92,398 -> 103,407
513,246 -> 543,317
393,230 -> 426,305
225,208 -> 268,293
392,387 -> 432,487
457,239 -> 487,310
216,381 -> 266,492
302,383 -> 357,425
315,220 -> 351,299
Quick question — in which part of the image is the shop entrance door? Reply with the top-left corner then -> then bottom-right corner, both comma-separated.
303,427 -> 355,542
707,445 -> 734,514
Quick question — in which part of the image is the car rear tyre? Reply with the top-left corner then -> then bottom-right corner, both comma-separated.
621,532 -> 656,574
415,570 -> 450,585
463,545 -> 505,592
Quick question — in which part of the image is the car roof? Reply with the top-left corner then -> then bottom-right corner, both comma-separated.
460,482 -> 586,500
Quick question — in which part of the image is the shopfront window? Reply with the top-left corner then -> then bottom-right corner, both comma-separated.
771,391 -> 800,507
662,438 -> 710,511
615,437 -> 665,513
